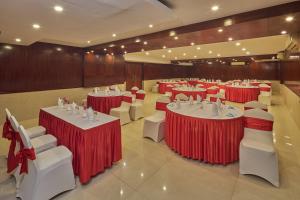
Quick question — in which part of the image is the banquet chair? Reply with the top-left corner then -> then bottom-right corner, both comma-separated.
239,108 -> 279,187
209,95 -> 225,103
9,116 -> 58,189
131,86 -> 139,95
195,84 -> 204,88
244,101 -> 268,111
258,83 -> 272,106
130,90 -> 146,121
143,96 -> 170,142
110,93 -> 132,125
17,125 -> 75,200
151,83 -> 159,93
175,93 -> 189,101
206,86 -> 220,99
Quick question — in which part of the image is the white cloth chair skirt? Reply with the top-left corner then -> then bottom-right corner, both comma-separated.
110,94 -> 132,125
130,90 -> 145,121
244,101 -> 267,111
17,125 -> 75,200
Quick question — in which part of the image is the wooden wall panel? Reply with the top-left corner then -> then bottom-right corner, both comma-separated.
281,60 -> 300,82
189,62 -> 279,81
125,62 -> 143,90
83,54 -> 125,87
0,42 -> 83,93
143,63 -> 188,80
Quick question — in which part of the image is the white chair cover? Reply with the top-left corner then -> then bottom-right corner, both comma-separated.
244,101 -> 267,111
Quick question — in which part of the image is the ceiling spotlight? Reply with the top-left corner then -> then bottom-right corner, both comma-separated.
104,48 -> 107,51
148,24 -> 153,28
228,37 -> 233,41
109,44 -> 115,47
242,48 -> 246,51
246,51 -> 250,55
90,50 -> 94,53
190,42 -> 195,46
208,50 -> 212,54
218,28 -> 223,33
174,36 -> 179,40
217,54 -> 221,57
4,45 -> 12,50
175,57 -> 178,60
285,16 -> 294,22
124,51 -> 127,54
168,49 -> 172,53
15,38 -> 21,42
135,38 -> 141,43
197,47 -> 201,50
54,5 -> 64,12
169,31 -> 176,37
145,52 -> 149,55
194,55 -> 197,58
111,53 -> 114,56
56,47 -> 62,51
121,45 -> 125,49
224,19 -> 233,26
281,30 -> 287,35
211,5 -> 219,11
32,24 -> 40,29
141,49 -> 144,52
163,46 -> 167,49
112,33 -> 117,37
162,55 -> 166,58
87,40 -> 91,44
183,53 -> 186,56
143,41 -> 148,45
235,42 -> 241,46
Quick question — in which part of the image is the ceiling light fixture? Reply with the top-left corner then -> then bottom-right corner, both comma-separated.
208,50 -> 212,54
169,31 -> 176,37
162,55 -> 166,58
143,41 -> 148,45
190,42 -> 195,46
211,5 -> 219,11
141,49 -> 144,52
175,57 -> 178,60
87,40 -> 91,44
197,47 -> 201,50
228,37 -> 233,41
15,38 -> 21,42
174,36 -> 179,40
56,47 -> 62,51
163,46 -> 167,49
246,51 -> 250,55
285,16 -> 294,22
145,52 -> 149,55
135,38 -> 141,43
218,28 -> 223,33
124,51 -> 127,54
148,24 -> 153,28
112,33 -> 117,37
54,5 -> 64,12
224,19 -> 233,26
281,30 -> 287,35
121,45 -> 125,49
235,42 -> 241,46
32,24 -> 40,29
168,49 -> 172,53
4,45 -> 12,50
194,55 -> 197,58
183,53 -> 186,56
217,54 -> 221,57
242,48 -> 246,51
104,48 -> 107,51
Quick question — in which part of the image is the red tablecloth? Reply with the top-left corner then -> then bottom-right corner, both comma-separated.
187,80 -> 202,86
159,82 -> 187,94
171,89 -> 207,101
165,110 -> 244,165
203,82 -> 218,88
225,86 -> 260,103
87,95 -> 122,114
39,110 -> 122,184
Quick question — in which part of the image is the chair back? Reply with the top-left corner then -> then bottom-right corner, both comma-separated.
175,93 -> 189,101
244,101 -> 267,111
122,93 -> 133,103
136,90 -> 146,100
9,115 -> 19,132
18,125 -> 32,149
5,108 -> 12,119
244,108 -> 273,131
156,96 -> 171,111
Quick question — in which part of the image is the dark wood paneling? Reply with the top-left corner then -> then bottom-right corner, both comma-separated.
189,61 -> 279,81
83,54 -> 125,87
143,63 -> 188,80
281,60 -> 300,82
125,62 -> 143,90
0,42 -> 83,93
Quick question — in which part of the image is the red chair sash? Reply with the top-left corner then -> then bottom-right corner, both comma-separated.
156,102 -> 168,111
244,116 -> 273,131
136,93 -> 145,100
122,95 -> 133,103
131,89 -> 138,95
7,130 -> 22,173
260,87 -> 271,92
16,147 -> 36,174
2,117 -> 13,140
210,97 -> 225,103
244,107 -> 268,112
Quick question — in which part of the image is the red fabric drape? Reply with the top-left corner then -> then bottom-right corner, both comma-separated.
136,93 -> 145,100
225,86 -> 260,103
16,147 -> 36,174
87,95 -> 122,114
165,110 -> 244,165
155,102 -> 168,111
39,110 -> 122,184
244,116 -> 273,131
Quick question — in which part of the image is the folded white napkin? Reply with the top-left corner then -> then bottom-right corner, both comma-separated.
87,107 -> 94,121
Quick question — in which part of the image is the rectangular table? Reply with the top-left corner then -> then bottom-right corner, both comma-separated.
39,106 -> 122,184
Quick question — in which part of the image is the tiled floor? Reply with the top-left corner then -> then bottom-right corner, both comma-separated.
1,92 -> 300,200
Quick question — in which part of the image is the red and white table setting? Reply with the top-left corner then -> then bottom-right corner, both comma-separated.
171,87 -> 207,101
225,85 -> 260,103
87,91 -> 124,114
39,105 -> 122,184
165,101 -> 244,164
158,81 -> 187,94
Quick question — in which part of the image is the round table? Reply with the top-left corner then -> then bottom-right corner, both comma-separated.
87,91 -> 124,114
171,88 -> 207,100
158,81 -> 187,94
225,85 -> 260,103
165,102 -> 244,165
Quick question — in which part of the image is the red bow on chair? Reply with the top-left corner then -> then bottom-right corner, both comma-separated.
2,117 -> 13,140
17,147 -> 36,174
7,129 -> 23,173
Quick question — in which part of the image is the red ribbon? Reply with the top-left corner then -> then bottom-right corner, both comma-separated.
156,102 -> 168,111
122,95 -> 133,103
7,130 -> 22,173
131,89 -> 138,95
2,117 -> 13,140
136,93 -> 145,100
244,116 -> 273,131
16,147 -> 36,174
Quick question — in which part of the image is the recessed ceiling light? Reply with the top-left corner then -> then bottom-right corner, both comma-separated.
218,28 -> 223,33
217,54 -> 221,57
109,44 -> 115,47
242,48 -> 246,51
285,16 -> 294,22
194,55 -> 197,58
183,53 -> 186,56
32,24 -> 40,29
111,52 -> 114,56
90,50 -> 94,53
224,19 -> 233,26
145,52 -> 149,55
135,38 -> 141,43
169,31 -> 176,37
112,33 -> 117,37
208,50 -> 212,54
141,49 -> 144,52
175,57 -> 178,60
197,47 -> 201,50
87,40 -> 91,44
163,46 -> 167,49
121,45 -> 125,49
190,42 -> 195,46
124,51 -> 127,54
86,51 -> 90,54
4,45 -> 12,50
15,38 -> 21,42
104,48 -> 107,51
148,24 -> 153,28
54,5 -> 64,12
281,30 -> 287,35
211,5 -> 219,11
174,36 -> 179,40
168,49 -> 172,53
143,41 -> 148,45
228,37 -> 233,41
235,42 -> 241,46
56,47 -> 62,51
246,51 -> 250,55
162,55 -> 166,58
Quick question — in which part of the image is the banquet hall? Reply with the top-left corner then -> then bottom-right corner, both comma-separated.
0,0 -> 300,199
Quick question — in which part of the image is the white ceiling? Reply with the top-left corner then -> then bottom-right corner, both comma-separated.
125,35 -> 290,63
0,0 -> 294,47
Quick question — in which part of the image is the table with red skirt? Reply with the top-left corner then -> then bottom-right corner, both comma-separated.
165,102 -> 244,164
225,86 -> 260,103
158,81 -> 187,94
87,91 -> 124,114
39,106 -> 122,184
171,88 -> 207,101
